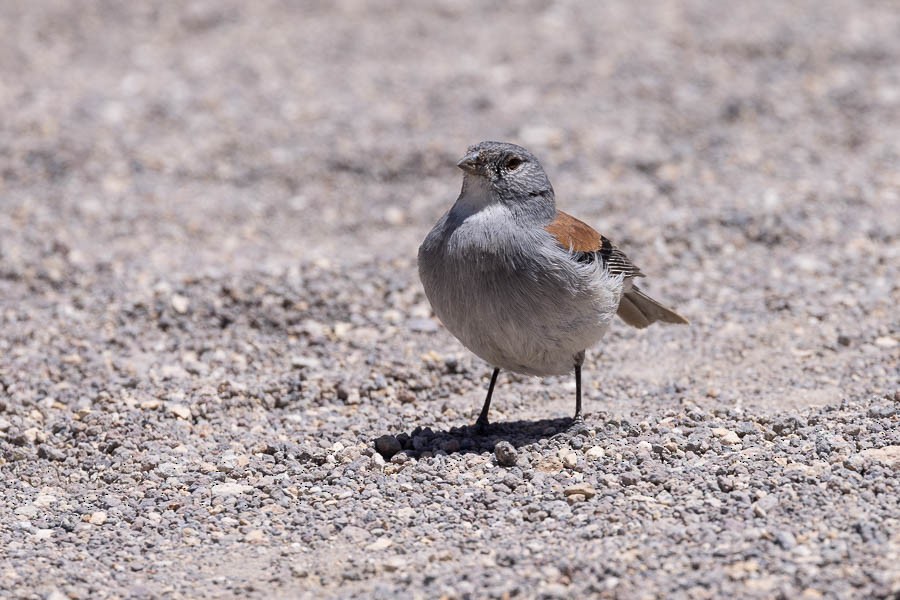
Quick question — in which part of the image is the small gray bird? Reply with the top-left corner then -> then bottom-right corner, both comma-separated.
418,141 -> 687,430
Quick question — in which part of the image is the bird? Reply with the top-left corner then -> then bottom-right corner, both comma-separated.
417,141 -> 688,431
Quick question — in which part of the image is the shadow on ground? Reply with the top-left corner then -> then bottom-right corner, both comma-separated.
374,417 -> 583,459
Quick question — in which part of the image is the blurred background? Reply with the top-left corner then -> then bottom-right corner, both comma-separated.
0,0 -> 897,408
2,0 -> 897,274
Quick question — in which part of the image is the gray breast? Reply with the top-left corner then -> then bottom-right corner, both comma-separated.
418,210 -> 623,376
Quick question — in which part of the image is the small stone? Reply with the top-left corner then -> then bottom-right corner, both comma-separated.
561,452 -> 578,468
564,484 -> 597,499
333,322 -> 352,338
383,556 -> 406,572
46,589 -> 67,600
566,494 -> 586,505
843,454 -> 866,472
34,494 -> 56,507
160,364 -> 190,379
290,355 -> 321,369
585,446 -> 606,459
211,482 -> 253,497
752,494 -> 778,518
536,457 -> 563,473
37,445 -> 66,462
774,530 -> 796,549
168,404 -> 192,420
171,294 -> 190,314
712,428 -> 742,446
374,435 -> 402,460
367,537 -> 393,551
244,529 -> 266,543
396,507 -> 416,520
874,336 -> 897,348
494,441 -> 518,467
343,387 -> 361,405
217,453 -> 249,472
398,390 -> 416,404
858,446 -> 900,468
407,319 -> 439,333
89,511 -> 108,525
620,472 -> 640,486
15,504 -> 39,518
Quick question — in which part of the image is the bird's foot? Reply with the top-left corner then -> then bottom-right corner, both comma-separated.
473,416 -> 491,435
565,415 -> 589,436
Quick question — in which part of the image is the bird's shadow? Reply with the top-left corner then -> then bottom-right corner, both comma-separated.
374,417 -> 581,459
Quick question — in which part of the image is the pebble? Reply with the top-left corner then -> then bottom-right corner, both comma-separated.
244,529 -> 266,543
170,294 -> 190,314
211,483 -> 253,497
168,404 -> 192,420
858,446 -> 900,468
494,441 -> 518,467
375,435 -> 402,460
585,446 -> 606,459
712,428 -> 742,446
383,556 -> 406,572
559,450 -> 578,468
775,530 -> 796,550
367,538 -> 393,551
34,529 -> 54,541
620,472 -> 640,486
564,484 -> 597,499
14,505 -> 39,518
874,336 -> 897,348
37,445 -> 66,462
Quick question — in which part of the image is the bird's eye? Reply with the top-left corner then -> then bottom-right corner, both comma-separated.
505,157 -> 524,170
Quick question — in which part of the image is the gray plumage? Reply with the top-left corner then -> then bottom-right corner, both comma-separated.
417,141 -> 687,427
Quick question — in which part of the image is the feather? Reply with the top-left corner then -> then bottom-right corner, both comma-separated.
616,286 -> 689,329
545,210 -> 644,278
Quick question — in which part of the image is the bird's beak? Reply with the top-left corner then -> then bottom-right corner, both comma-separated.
456,151 -> 481,175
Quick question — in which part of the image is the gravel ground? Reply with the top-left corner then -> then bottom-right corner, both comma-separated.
1,1 -> 898,598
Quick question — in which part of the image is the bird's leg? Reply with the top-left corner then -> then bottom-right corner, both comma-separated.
569,351 -> 587,434
475,368 -> 500,432
573,363 -> 583,423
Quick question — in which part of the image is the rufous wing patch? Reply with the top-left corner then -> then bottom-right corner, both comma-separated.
545,210 -> 602,253
546,210 -> 645,278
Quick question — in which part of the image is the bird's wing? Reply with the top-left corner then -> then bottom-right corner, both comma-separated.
545,210 -> 645,278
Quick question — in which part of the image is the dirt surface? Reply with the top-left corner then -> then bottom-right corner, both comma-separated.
1,1 -> 898,598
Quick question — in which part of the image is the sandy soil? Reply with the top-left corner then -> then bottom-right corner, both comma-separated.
1,1 -> 898,598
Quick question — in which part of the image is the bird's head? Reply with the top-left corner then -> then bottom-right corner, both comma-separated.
456,141 -> 554,204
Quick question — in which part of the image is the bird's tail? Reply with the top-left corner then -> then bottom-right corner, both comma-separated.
616,285 -> 688,329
